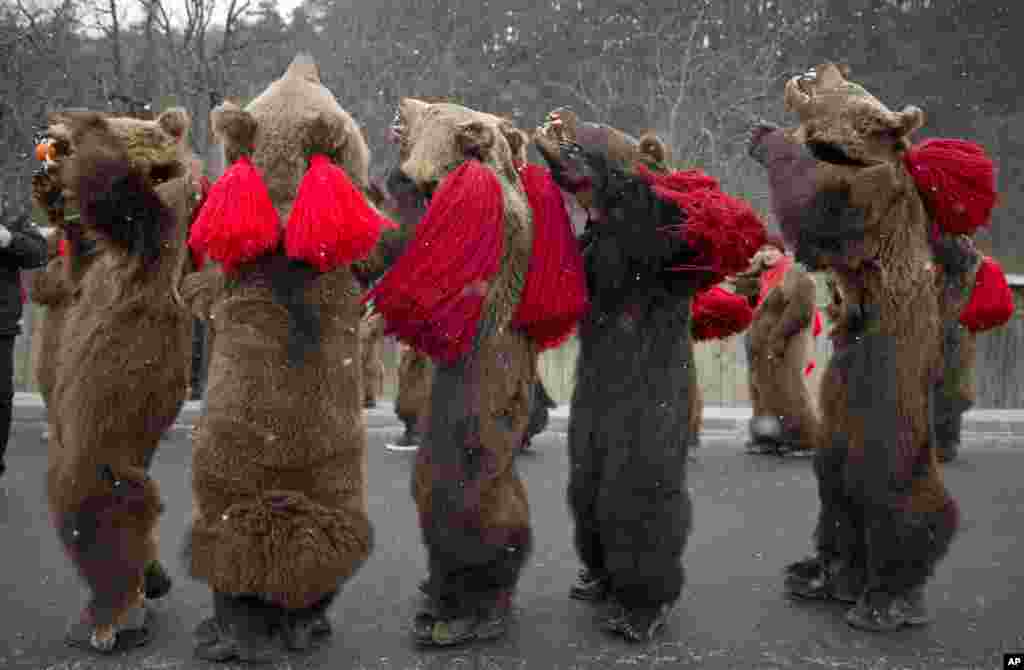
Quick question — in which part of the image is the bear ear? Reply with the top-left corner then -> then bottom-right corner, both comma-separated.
456,120 -> 495,160
211,102 -> 258,157
638,131 -> 669,166
157,107 -> 190,142
887,105 -> 925,137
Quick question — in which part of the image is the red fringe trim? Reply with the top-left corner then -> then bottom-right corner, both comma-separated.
188,156 -> 281,275
960,256 -> 1014,332
285,155 -> 394,273
691,286 -> 754,341
636,164 -> 766,288
511,164 -> 589,350
903,138 -> 997,236
365,161 -> 505,365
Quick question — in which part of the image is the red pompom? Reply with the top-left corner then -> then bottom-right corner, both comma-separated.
366,160 -> 505,365
960,256 -> 1014,332
188,156 -> 281,274
511,164 -> 589,350
285,155 -> 395,273
691,286 -> 754,341
57,237 -> 67,257
903,138 -> 997,236
636,164 -> 766,287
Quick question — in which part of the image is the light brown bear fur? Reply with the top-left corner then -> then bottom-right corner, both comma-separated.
184,54 -> 373,612
394,343 -> 434,440
756,63 -> 962,626
39,107 -> 199,645
390,99 -> 537,631
747,258 -> 821,451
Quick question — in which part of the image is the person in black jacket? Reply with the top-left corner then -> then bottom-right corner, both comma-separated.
0,212 -> 48,477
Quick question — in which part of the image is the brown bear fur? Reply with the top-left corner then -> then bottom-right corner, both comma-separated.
746,256 -> 821,452
182,54 -> 373,648
38,107 -> 199,642
750,63 -> 959,628
387,99 -> 537,635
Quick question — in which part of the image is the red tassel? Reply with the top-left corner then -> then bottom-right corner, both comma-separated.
365,160 -> 505,365
57,237 -> 67,257
903,139 -> 997,236
804,360 -> 816,377
636,164 -> 766,288
187,156 -> 281,275
285,155 -> 395,273
691,286 -> 754,341
757,255 -> 793,305
960,256 -> 1014,332
511,164 -> 589,350
812,310 -> 823,338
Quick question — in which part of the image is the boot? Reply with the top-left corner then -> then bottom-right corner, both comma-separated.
143,559 -> 172,600
194,593 -> 281,664
936,412 -> 962,463
601,597 -> 674,643
569,568 -> 610,602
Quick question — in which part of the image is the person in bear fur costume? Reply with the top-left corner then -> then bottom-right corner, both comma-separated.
32,105 -> 200,653
748,62 -> 1000,631
534,108 -> 765,641
736,236 -> 822,455
181,53 -> 393,663
931,238 -> 1013,463
359,308 -> 385,408
368,99 -> 587,646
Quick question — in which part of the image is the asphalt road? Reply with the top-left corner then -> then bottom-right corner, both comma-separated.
0,418 -> 1020,670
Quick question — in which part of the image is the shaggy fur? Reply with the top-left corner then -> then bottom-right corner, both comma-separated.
395,344 -> 435,441
38,108 -> 198,641
746,260 -> 821,451
751,63 -> 963,628
533,109 -> 761,639
183,54 -> 376,657
383,100 -> 536,638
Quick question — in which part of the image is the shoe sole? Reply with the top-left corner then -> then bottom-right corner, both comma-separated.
386,443 -> 419,452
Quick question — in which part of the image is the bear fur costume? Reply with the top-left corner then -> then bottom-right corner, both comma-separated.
33,106 -> 200,653
181,54 -> 391,663
748,62 -> 998,631
741,242 -> 822,454
369,98 -> 584,647
534,108 -> 765,641
359,309 -> 385,408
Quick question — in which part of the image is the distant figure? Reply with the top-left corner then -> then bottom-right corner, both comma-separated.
0,213 -> 48,477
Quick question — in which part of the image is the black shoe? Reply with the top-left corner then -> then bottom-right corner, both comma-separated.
569,569 -> 609,602
601,601 -> 674,642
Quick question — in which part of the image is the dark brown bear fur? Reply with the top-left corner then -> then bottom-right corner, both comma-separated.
360,310 -> 385,408
386,99 -> 537,647
533,109 -> 713,642
182,54 -> 376,662
36,106 -> 199,651
749,63 -> 960,632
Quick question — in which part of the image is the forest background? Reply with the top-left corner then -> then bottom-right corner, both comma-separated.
0,0 -> 1020,405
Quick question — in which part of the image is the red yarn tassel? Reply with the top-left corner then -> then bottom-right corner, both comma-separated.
285,155 -> 395,273
636,164 -> 766,287
511,164 -> 589,350
960,256 -> 1014,332
691,286 -> 754,341
366,160 -> 505,365
804,361 -> 816,377
903,138 -> 997,236
188,156 -> 281,274
812,310 -> 823,338
57,237 -> 67,257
